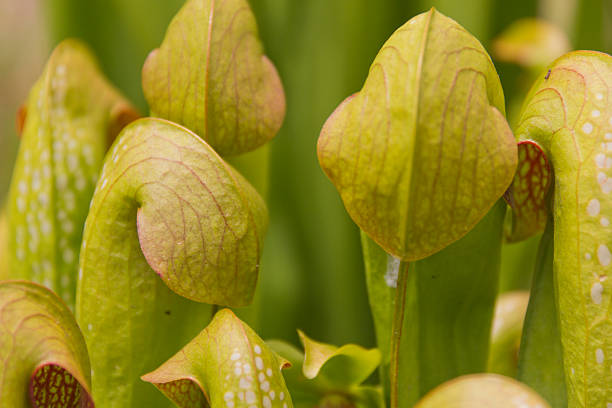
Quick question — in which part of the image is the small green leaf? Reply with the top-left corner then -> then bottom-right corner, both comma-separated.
142,0 -> 285,156
267,338 -> 384,408
5,39 -> 138,308
487,291 -> 530,377
0,281 -> 93,407
504,141 -> 551,242
77,118 -> 268,407
516,51 -> 612,407
318,8 -> 517,261
492,18 -> 571,69
414,374 -> 550,408
142,309 -> 292,408
298,330 -> 381,388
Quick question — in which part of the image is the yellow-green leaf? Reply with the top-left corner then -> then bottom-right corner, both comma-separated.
142,309 -> 292,408
317,8 -> 517,261
492,18 -> 571,69
5,39 -> 138,308
0,281 -> 93,407
142,0 -> 285,156
515,51 -> 612,407
76,118 -> 268,407
414,374 -> 550,408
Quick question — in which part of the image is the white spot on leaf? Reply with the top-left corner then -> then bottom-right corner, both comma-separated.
76,176 -> 86,191
385,254 -> 400,288
16,197 -> 25,212
598,172 -> 612,193
63,248 -> 74,263
67,154 -> 78,172
83,145 -> 94,165
40,220 -> 51,235
587,199 -> 601,216
245,390 -> 256,403
239,377 -> 250,389
596,348 -> 604,364
56,173 -> 68,190
583,122 -> 594,134
591,282 -> 604,304
32,170 -> 41,191
597,244 -> 611,266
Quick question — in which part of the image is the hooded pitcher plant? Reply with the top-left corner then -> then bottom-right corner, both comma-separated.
141,0 -> 285,157
4,39 -> 138,309
318,8 -> 517,406
142,309 -> 293,408
507,51 -> 612,407
73,0 -> 284,405
0,281 -> 94,408
75,117 -> 269,407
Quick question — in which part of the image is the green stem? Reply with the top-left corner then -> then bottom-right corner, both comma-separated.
389,260 -> 410,408
517,217 -> 567,406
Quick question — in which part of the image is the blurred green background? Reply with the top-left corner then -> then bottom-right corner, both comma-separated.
1,0 -> 610,348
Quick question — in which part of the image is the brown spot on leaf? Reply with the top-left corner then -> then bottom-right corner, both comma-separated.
107,102 -> 140,147
16,103 -> 27,137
